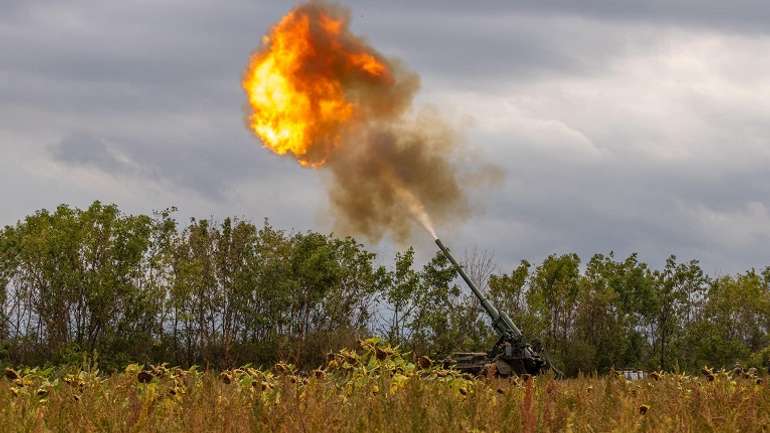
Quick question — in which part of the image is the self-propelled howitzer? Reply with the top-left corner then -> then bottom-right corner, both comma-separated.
435,238 -> 556,377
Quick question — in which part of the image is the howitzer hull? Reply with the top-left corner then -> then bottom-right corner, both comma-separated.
446,353 -> 535,378
445,341 -> 552,378
445,352 -> 490,376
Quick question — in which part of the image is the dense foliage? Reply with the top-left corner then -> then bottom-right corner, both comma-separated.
1,340 -> 768,433
1,202 -> 769,375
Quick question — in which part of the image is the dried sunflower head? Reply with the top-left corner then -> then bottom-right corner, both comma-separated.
416,356 -> 432,370
137,370 -> 154,384
4,368 -> 19,381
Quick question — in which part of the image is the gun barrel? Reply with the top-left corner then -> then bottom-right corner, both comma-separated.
435,238 -> 500,320
435,238 -> 524,339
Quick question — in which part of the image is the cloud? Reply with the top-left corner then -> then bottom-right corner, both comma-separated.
425,29 -> 770,272
1,0 -> 769,275
50,133 -> 133,173
47,129 -> 289,201
354,0 -> 770,33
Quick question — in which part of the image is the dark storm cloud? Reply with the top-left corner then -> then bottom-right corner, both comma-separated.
516,0 -> 770,32
355,0 -> 770,33
49,129 -> 287,200
1,0 -> 294,200
352,0 -> 770,87
456,116 -> 770,273
1,0 -> 769,275
50,133 -> 132,173
362,13 -> 623,84
0,0 -> 281,110
462,155 -> 770,274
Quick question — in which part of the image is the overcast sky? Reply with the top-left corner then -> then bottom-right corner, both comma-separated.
2,0 -> 769,275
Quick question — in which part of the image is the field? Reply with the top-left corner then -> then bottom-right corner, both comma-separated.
1,341 -> 768,433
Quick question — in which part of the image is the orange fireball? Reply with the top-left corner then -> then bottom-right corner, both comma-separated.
242,3 -> 392,167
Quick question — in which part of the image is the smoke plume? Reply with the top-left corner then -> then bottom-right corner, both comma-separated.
242,2 -> 477,242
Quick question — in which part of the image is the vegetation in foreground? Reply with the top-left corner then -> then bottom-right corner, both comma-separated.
2,340 -> 769,433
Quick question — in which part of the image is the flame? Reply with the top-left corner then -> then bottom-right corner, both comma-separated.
241,3 -> 472,243
242,4 -> 392,167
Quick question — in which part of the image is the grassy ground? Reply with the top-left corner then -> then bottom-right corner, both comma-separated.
1,342 -> 768,433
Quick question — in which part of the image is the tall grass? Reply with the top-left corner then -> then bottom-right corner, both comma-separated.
1,342 -> 768,432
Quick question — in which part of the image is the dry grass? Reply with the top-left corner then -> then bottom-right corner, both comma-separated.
1,342 -> 768,433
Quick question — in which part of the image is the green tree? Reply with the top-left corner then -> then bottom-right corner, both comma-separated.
572,253 -> 655,374
690,271 -> 770,368
648,256 -> 708,370
383,248 -> 421,346
410,251 -> 461,355
526,254 -> 581,370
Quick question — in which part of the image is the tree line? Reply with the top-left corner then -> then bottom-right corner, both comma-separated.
1,201 -> 769,375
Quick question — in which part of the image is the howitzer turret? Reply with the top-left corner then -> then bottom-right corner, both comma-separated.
435,238 -> 557,377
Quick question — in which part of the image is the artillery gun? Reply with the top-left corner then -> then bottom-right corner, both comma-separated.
435,238 -> 559,377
